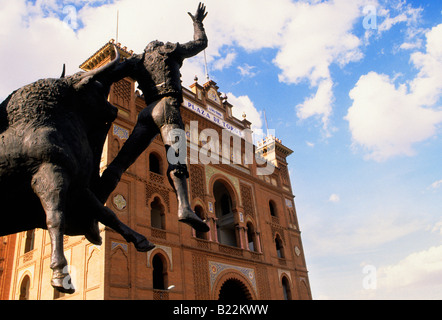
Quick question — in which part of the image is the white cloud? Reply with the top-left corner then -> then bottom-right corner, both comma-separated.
274,0 -> 365,85
305,210 -> 424,257
430,179 -> 442,190
237,64 -> 257,78
212,51 -> 237,71
272,0 -> 368,135
346,24 -> 442,161
400,40 -> 423,51
1,0 -> 437,150
296,79 -> 334,135
204,0 -> 292,53
377,245 -> 442,291
0,0 -> 211,100
328,194 -> 340,203
362,1 -> 423,42
346,72 -> 442,161
377,4 -> 421,34
0,0 -> 274,134
409,24 -> 442,106
225,92 -> 262,132
431,220 -> 442,235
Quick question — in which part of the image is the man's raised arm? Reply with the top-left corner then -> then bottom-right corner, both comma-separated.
177,2 -> 208,58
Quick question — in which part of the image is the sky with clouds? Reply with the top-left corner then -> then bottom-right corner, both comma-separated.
0,0 -> 441,300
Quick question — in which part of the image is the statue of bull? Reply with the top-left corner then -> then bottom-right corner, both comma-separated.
0,46 -> 155,294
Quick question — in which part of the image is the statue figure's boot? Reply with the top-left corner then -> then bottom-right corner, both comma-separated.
169,170 -> 210,233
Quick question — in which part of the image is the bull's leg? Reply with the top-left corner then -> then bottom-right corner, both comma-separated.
85,190 -> 155,252
31,164 -> 74,294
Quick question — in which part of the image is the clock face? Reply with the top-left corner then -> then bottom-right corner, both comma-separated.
208,88 -> 220,104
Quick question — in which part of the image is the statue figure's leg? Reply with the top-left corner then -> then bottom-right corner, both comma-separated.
31,163 -> 74,294
159,98 -> 209,233
94,108 -> 159,203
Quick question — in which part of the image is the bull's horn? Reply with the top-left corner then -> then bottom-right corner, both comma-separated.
60,64 -> 66,78
79,44 -> 120,80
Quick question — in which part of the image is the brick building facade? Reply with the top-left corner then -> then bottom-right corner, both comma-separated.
0,41 -> 311,300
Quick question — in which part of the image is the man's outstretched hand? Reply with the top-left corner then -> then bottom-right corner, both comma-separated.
188,2 -> 208,23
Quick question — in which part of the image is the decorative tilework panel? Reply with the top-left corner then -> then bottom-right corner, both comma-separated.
208,261 -> 257,295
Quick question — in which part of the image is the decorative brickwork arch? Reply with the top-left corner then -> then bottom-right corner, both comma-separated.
299,278 -> 312,300
245,220 -> 259,252
146,183 -> 171,212
275,233 -> 285,259
18,273 -> 32,300
147,193 -> 169,213
109,247 -> 129,287
147,246 -> 173,272
211,178 -> 240,247
151,253 -> 168,290
281,275 -> 293,300
212,270 -> 257,300
190,198 -> 206,216
149,196 -> 167,230
208,175 -> 239,210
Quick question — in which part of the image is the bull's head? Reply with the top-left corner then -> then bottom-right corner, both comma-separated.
65,45 -> 121,124
72,45 -> 121,94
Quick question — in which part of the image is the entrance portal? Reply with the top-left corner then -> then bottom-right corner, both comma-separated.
218,279 -> 252,300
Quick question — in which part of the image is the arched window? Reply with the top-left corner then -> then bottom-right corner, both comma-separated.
275,235 -> 285,259
24,230 -> 35,253
149,153 -> 162,175
282,276 -> 292,300
150,197 -> 165,230
246,222 -> 257,252
19,275 -> 31,300
213,180 -> 237,247
269,200 -> 277,217
152,254 -> 167,290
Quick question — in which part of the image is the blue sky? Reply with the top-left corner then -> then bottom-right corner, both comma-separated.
0,0 -> 441,299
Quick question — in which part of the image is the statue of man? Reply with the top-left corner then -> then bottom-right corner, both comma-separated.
95,3 -> 209,232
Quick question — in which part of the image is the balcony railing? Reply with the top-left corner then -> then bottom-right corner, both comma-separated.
151,228 -> 167,240
153,289 -> 169,300
149,172 -> 165,184
191,237 -> 263,261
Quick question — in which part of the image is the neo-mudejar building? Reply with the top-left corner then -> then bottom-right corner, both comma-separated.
0,41 -> 311,300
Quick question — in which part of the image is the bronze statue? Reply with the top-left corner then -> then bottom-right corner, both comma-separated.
0,47 -> 155,294
94,3 -> 210,232
0,3 -> 209,294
